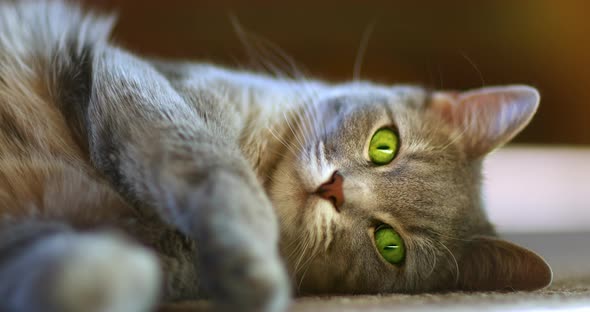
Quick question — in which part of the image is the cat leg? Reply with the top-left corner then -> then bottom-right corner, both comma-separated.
66,47 -> 290,311
0,221 -> 161,312
159,163 -> 291,312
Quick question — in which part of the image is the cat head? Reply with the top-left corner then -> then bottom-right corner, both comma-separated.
268,83 -> 552,294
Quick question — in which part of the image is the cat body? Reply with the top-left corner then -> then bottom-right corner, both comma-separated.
0,2 -> 551,312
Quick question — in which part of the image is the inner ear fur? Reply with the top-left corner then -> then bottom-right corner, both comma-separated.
431,85 -> 540,158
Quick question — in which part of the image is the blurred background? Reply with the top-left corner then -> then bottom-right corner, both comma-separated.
85,0 -> 590,145
83,0 -> 589,232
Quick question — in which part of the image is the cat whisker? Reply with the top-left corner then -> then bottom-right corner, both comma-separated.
293,211 -> 327,282
353,20 -> 377,81
297,242 -> 322,292
297,228 -> 323,286
437,240 -> 460,286
293,87 -> 322,136
295,207 -> 337,292
282,111 -> 307,154
295,97 -> 320,133
283,229 -> 304,255
266,126 -> 303,159
233,16 -> 314,82
437,64 -> 444,89
458,50 -> 485,87
283,113 -> 305,148
293,108 -> 316,148
284,235 -> 305,263
250,33 -> 308,80
292,235 -> 312,276
421,237 -> 438,279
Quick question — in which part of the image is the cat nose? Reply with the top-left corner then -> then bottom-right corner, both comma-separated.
315,171 -> 344,211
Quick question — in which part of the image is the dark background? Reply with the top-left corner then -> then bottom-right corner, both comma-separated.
84,0 -> 590,145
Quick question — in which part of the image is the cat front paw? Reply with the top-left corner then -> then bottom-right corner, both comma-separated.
201,243 -> 291,312
51,233 -> 162,312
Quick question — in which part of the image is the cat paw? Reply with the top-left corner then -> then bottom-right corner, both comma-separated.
51,233 -> 162,312
204,246 -> 291,312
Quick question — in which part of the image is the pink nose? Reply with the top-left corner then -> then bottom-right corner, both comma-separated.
316,171 -> 344,211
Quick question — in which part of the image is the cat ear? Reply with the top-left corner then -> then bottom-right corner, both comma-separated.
457,236 -> 552,291
431,85 -> 539,158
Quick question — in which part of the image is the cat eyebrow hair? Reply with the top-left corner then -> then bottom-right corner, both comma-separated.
404,225 -> 436,237
401,152 -> 438,164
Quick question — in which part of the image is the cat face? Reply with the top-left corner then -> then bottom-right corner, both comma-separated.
268,84 -> 552,294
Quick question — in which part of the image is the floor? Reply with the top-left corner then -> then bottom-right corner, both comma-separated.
159,232 -> 590,311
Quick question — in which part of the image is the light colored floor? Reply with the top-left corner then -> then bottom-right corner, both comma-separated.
159,232 -> 590,312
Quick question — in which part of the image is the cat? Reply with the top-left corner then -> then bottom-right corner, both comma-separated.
0,1 -> 552,312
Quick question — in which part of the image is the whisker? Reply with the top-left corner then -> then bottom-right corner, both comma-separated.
437,64 -> 444,89
438,240 -> 460,285
297,242 -> 322,291
353,20 -> 377,81
230,15 -> 309,80
458,50 -> 485,87
293,236 -> 311,276
266,126 -> 304,158
420,237 -> 438,279
283,111 -> 307,154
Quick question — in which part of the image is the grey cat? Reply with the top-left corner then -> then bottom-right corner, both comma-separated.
0,1 -> 552,312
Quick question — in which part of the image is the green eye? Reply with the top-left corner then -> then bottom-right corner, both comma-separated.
374,225 -> 405,265
368,128 -> 399,165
